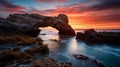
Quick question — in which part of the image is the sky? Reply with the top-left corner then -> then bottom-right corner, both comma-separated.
0,0 -> 120,29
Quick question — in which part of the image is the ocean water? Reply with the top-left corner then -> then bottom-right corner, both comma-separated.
37,29 -> 120,67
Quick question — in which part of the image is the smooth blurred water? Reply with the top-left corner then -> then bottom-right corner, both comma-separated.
38,29 -> 120,67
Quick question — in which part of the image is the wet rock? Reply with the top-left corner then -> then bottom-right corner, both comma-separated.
25,45 -> 49,55
0,49 -> 33,66
64,62 -> 73,67
92,59 -> 106,67
12,46 -> 21,51
73,54 -> 106,67
40,33 -> 46,35
36,37 -> 43,43
8,57 -> 74,67
4,53 -> 74,67
0,34 -> 36,45
76,29 -> 120,44
73,54 -> 89,60
50,39 -> 60,42
0,48 -> 11,53
0,40 -> 49,66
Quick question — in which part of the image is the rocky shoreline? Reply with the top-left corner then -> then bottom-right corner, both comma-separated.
0,14 -> 107,67
0,33 -> 107,67
0,13 -> 75,66
0,34 -> 49,66
76,29 -> 120,45
0,33 -> 75,67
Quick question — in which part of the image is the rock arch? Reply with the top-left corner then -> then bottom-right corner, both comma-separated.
0,14 -> 75,36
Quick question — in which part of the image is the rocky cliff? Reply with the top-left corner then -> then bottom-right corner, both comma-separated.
0,13 -> 75,36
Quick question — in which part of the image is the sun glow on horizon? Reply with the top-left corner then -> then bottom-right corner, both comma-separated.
68,15 -> 120,29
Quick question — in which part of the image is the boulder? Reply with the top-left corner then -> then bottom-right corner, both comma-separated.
73,54 -> 89,60
73,54 -> 106,67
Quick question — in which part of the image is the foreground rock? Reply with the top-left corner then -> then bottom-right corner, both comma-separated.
0,34 -> 49,66
76,29 -> 120,44
0,34 -> 42,45
0,44 -> 49,66
6,57 -> 74,67
26,57 -> 73,67
73,54 -> 106,67
0,49 -> 33,66
0,48 -> 72,67
25,45 -> 49,55
0,13 -> 75,36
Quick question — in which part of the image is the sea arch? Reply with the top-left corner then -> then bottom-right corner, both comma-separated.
7,13 -> 75,36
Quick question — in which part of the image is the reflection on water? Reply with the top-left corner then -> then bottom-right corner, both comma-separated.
68,38 -> 78,53
38,28 -> 120,67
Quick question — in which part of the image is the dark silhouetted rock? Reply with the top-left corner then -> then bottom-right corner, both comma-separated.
0,13 -> 75,36
92,59 -> 106,67
84,29 -> 97,34
76,29 -> 120,44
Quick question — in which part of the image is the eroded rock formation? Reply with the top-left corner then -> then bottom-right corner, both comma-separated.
0,13 -> 75,36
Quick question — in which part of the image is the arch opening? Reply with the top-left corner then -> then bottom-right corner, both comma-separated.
39,26 -> 59,35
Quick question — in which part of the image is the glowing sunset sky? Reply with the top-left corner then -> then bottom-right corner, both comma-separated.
0,0 -> 120,29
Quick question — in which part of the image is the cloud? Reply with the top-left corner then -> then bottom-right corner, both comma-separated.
31,0 -> 120,26
89,11 -> 120,22
89,0 -> 120,11
0,0 -> 26,12
38,0 -> 120,15
36,0 -> 67,3
0,0 -> 120,24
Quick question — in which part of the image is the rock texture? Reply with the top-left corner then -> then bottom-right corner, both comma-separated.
6,57 -> 74,67
73,54 -> 89,60
0,44 -> 49,66
0,13 -> 75,36
25,57 -> 73,67
73,54 -> 106,67
76,29 -> 120,44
